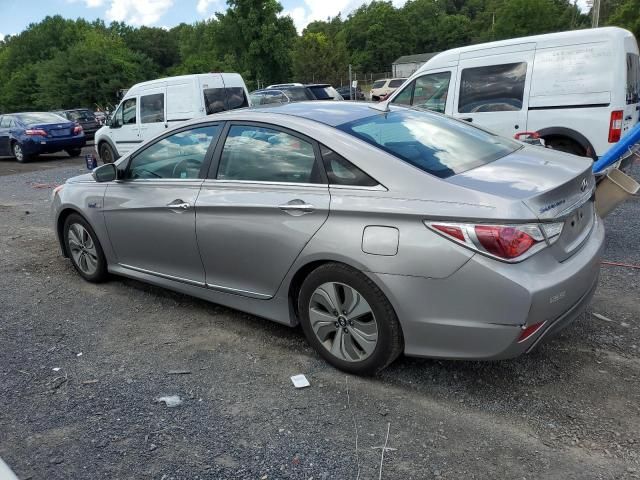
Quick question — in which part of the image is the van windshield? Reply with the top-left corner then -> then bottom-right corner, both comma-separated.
626,53 -> 640,105
338,109 -> 520,178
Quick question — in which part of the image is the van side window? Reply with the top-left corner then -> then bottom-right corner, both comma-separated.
627,53 -> 640,105
392,81 -> 414,106
122,98 -> 137,125
140,93 -> 165,123
226,87 -> 249,110
320,145 -> 379,187
458,63 -> 526,113
413,72 -> 451,113
204,88 -> 226,114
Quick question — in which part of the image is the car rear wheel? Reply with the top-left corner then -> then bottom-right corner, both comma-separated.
63,213 -> 108,283
12,142 -> 28,163
298,263 -> 403,375
99,142 -> 116,164
66,148 -> 82,157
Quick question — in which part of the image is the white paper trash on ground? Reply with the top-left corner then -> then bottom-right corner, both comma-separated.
291,374 -> 310,388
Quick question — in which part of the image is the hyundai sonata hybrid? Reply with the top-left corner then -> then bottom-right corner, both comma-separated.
51,102 -> 603,374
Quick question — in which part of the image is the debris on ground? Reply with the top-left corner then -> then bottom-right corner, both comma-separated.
290,374 -> 310,388
155,395 -> 183,408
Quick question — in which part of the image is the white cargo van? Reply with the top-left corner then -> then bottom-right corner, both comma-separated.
387,27 -> 640,158
95,73 -> 250,162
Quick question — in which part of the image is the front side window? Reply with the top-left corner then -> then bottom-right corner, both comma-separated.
126,125 -> 220,180
122,98 -> 137,125
626,53 -> 640,105
140,93 -> 165,123
338,109 -> 520,179
412,72 -> 451,114
217,125 -> 321,183
321,145 -> 378,187
392,81 -> 414,106
458,62 -> 527,113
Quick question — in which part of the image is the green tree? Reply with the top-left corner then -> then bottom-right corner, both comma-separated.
292,31 -> 348,84
608,0 -> 640,38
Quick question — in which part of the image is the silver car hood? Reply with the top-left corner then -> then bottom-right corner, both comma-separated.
447,146 -> 594,219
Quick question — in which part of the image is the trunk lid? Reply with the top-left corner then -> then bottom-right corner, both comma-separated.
33,121 -> 76,139
448,146 -> 596,261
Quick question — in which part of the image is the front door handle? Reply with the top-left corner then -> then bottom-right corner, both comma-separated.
167,200 -> 191,210
278,200 -> 315,215
461,117 -> 473,122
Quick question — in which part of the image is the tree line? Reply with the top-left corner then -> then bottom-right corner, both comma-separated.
0,0 -> 636,112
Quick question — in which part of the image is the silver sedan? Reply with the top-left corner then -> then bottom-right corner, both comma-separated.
51,102 -> 603,374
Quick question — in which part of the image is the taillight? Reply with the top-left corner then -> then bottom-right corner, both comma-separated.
74,124 -> 83,135
608,110 -> 623,143
426,221 -> 564,262
517,321 -> 546,343
25,129 -> 47,136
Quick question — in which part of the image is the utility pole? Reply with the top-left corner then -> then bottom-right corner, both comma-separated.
587,0 -> 600,28
349,64 -> 353,102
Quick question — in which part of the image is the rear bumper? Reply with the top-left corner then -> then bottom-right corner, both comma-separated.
368,215 -> 605,360
22,136 -> 86,155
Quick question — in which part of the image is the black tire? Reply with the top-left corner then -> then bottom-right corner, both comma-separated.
66,148 -> 82,157
63,213 -> 108,283
12,142 -> 29,163
99,142 -> 117,164
545,137 -> 587,157
297,263 -> 403,375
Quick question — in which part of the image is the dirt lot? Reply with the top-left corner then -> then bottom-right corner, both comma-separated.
0,150 -> 638,480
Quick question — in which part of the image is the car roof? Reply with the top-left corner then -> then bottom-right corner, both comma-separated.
248,101 -> 399,127
304,84 -> 332,88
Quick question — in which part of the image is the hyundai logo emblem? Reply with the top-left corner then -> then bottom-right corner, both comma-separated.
580,178 -> 588,192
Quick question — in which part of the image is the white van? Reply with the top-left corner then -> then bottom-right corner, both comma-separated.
387,27 -> 640,158
95,73 -> 250,162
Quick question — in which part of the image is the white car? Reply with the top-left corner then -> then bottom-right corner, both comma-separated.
369,78 -> 407,101
95,73 -> 250,163
386,27 -> 640,158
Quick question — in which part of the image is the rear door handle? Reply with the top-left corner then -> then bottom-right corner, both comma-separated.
167,200 -> 191,210
278,201 -> 315,215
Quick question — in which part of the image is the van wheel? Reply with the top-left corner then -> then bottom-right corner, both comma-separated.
99,143 -> 117,164
297,263 -> 403,375
544,137 -> 587,157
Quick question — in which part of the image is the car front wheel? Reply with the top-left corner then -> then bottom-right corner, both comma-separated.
298,263 -> 403,375
63,214 -> 108,282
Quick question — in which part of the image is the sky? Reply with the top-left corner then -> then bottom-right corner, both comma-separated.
0,0 -> 591,38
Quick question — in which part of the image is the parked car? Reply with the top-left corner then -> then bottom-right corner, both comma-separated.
53,102 -> 602,375
53,108 -> 100,139
336,86 -> 366,101
304,84 -> 344,100
266,83 -> 304,89
369,78 -> 407,101
387,27 -> 640,158
95,73 -> 250,163
250,87 -> 315,105
94,111 -> 108,126
0,112 -> 86,162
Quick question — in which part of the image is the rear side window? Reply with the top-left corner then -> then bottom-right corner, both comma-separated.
0,116 -> 11,128
226,87 -> 249,110
389,79 -> 405,88
627,53 -> 640,105
338,109 -> 520,179
320,145 -> 378,187
458,62 -> 527,113
217,125 -> 321,183
140,93 -> 165,123
204,88 -> 226,114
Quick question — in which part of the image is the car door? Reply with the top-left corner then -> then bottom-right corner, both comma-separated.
0,116 -> 10,156
391,69 -> 456,115
103,123 -> 223,284
109,97 -> 142,156
139,88 -> 167,141
452,49 -> 534,137
196,122 -> 330,298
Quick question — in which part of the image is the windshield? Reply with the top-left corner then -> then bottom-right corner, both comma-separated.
16,112 -> 67,124
338,109 -> 520,179
67,110 -> 95,121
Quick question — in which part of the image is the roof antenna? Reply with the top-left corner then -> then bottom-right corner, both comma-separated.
369,99 -> 391,113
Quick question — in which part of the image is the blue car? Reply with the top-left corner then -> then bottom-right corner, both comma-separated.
0,112 -> 86,162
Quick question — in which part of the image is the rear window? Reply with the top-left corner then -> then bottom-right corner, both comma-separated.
204,87 -> 248,113
66,110 -> 94,121
626,53 -> 640,104
389,79 -> 405,88
309,86 -> 341,100
372,80 -> 386,89
338,109 -> 520,179
282,88 -> 314,101
16,112 -> 67,124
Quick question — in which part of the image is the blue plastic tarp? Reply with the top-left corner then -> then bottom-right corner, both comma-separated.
592,122 -> 640,173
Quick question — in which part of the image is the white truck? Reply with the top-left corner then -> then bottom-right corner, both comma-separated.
95,73 -> 250,162
386,27 -> 640,158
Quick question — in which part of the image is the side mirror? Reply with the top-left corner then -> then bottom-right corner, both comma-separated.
93,163 -> 117,182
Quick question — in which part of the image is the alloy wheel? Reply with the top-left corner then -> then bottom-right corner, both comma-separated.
67,223 -> 99,275
13,144 -> 23,161
308,282 -> 378,362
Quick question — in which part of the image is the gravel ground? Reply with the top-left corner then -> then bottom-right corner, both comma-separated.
0,151 -> 638,480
